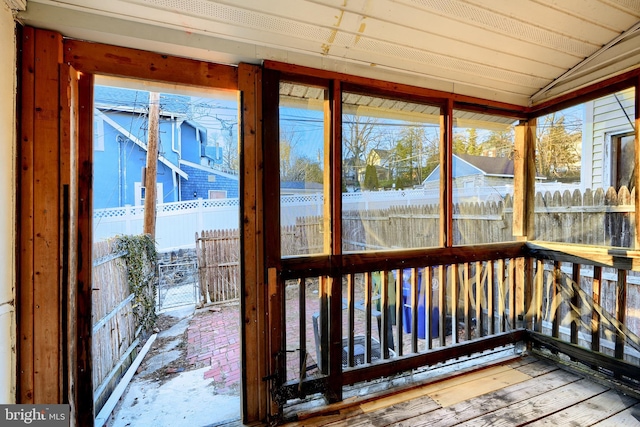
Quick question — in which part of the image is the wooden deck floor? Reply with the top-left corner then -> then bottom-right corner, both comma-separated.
283,356 -> 640,426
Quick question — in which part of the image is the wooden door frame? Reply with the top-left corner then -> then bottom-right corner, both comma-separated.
18,27 -> 268,425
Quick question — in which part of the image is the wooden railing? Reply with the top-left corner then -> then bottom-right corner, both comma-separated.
524,242 -> 640,384
271,242 -> 529,404
270,241 -> 640,409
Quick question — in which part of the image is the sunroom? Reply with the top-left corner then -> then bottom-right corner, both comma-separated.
7,0 -> 640,425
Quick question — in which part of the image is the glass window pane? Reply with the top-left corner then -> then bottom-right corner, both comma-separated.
534,87 -> 635,247
342,92 -> 441,252
279,82 -> 328,256
452,110 -> 519,245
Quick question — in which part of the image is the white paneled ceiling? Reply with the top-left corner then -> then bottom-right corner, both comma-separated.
18,0 -> 640,106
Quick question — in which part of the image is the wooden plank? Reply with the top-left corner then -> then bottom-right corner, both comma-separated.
267,267 -> 282,417
75,71 -> 95,426
635,75 -> 640,250
402,368 -> 583,427
453,379 -> 608,427
238,64 -> 269,423
525,241 -> 640,271
341,330 -> 525,386
512,358 -> 560,378
61,62 -> 79,422
592,265 -> 603,353
513,123 -> 526,237
442,100 -> 453,247
450,264 -> 458,344
528,332 -> 640,380
361,365 -> 514,413
18,25 -> 36,404
591,403 -> 640,426
615,269 -> 627,361
264,61 -> 528,115
33,28 -> 62,403
427,367 -> 531,407
64,39 -> 237,91
526,389 -> 638,426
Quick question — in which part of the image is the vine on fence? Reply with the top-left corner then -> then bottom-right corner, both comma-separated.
116,234 -> 158,334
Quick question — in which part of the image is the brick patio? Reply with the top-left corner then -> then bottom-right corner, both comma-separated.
186,303 -> 242,395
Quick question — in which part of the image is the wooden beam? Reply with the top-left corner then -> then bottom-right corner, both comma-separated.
528,331 -> 639,381
262,68 -> 281,269
265,61 -> 528,114
59,61 -> 77,423
238,62 -> 267,423
33,28 -> 63,403
18,25 -> 36,404
635,76 -> 640,250
513,122 -> 527,238
341,330 -> 526,385
63,39 -> 238,91
442,100 -> 453,247
75,71 -> 95,426
525,241 -> 640,271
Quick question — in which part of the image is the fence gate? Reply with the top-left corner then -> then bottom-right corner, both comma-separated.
157,259 -> 199,311
196,229 -> 240,304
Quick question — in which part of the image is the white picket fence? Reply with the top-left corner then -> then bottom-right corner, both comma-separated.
93,183 -> 580,251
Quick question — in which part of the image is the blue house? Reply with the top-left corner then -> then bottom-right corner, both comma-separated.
93,86 -> 239,209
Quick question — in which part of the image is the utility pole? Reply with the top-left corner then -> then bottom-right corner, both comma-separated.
143,92 -> 160,238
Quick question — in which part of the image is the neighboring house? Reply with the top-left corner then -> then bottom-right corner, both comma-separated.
93,86 -> 238,209
581,87 -> 635,192
423,153 -> 517,189
366,148 -> 394,182
180,160 -> 239,200
281,181 -> 324,195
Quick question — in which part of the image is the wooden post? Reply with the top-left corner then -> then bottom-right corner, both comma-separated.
143,92 -> 159,238
238,63 -> 267,423
75,71 -> 95,427
441,100 -> 453,247
635,76 -> 640,249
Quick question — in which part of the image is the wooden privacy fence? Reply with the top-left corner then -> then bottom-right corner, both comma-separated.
92,240 -> 136,415
196,229 -> 240,303
282,186 -> 636,255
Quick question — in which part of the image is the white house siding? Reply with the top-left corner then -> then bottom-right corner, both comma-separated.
0,2 -> 17,403
586,87 -> 635,191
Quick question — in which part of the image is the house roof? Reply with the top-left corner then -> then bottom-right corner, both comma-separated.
95,109 -> 188,179
19,1 -> 640,107
423,153 -> 515,183
457,154 -> 514,176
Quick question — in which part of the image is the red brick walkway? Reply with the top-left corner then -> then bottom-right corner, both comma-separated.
186,303 -> 241,395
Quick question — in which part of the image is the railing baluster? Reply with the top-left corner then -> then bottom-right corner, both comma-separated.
347,273 -> 355,368
411,267 -> 419,353
451,264 -> 459,344
535,259 -> 543,333
396,269 -> 404,357
508,258 -> 516,331
463,262 -> 472,341
571,264 -> 580,345
475,261 -> 483,339
319,275 -> 329,374
615,269 -> 627,362
299,277 -> 307,380
498,259 -> 506,333
487,260 -> 494,336
591,266 -> 602,353
364,272 -> 372,364
381,270 -> 391,359
552,261 -> 560,340
425,266 -> 433,350
439,265 -> 446,347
